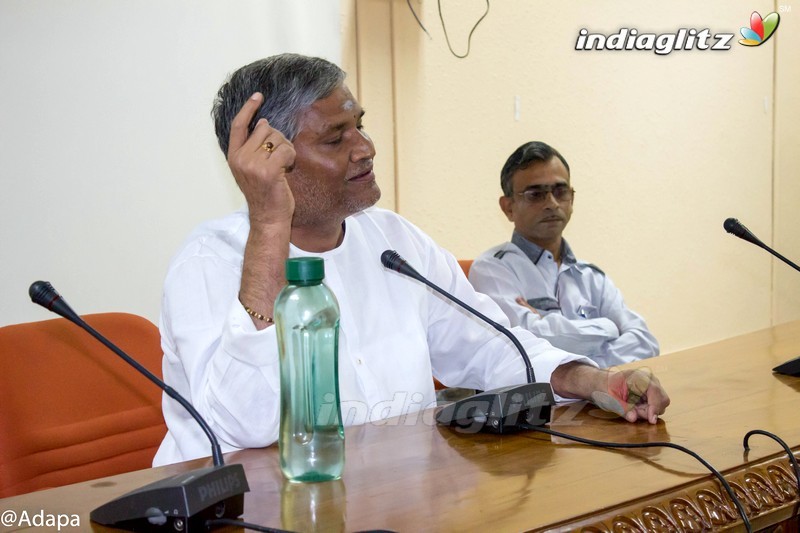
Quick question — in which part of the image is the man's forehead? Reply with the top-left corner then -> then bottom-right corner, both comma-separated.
298,87 -> 362,134
526,181 -> 570,189
514,160 -> 570,183
314,84 -> 360,113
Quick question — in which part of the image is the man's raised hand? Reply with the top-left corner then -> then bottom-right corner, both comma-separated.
226,92 -> 296,226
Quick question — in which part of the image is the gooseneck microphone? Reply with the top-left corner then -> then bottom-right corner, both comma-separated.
29,281 -> 249,531
30,281 -> 225,466
724,217 -> 800,273
381,250 -> 535,383
722,219 -> 800,376
380,250 -> 555,433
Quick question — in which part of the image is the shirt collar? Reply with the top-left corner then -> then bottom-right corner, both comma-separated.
511,231 -> 576,265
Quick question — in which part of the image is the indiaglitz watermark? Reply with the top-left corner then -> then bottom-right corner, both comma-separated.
575,28 -> 734,55
574,10 -> 783,55
1,509 -> 80,531
309,368 -> 659,435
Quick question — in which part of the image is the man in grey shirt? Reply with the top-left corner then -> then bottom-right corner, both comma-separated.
470,141 -> 659,368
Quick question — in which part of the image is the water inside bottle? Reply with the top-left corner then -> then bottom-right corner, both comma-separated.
279,305 -> 344,482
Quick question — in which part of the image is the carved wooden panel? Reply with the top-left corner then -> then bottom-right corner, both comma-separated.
559,454 -> 800,532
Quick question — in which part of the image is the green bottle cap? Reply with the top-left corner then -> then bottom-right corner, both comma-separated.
285,257 -> 325,283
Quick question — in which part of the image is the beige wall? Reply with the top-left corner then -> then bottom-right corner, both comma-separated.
6,1 -> 792,353
773,4 -> 800,325
341,0 -> 398,211
346,0 -> 799,354
0,1 -> 343,327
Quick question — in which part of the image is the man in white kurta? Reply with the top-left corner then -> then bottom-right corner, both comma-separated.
154,55 -> 669,466
155,207 -> 588,465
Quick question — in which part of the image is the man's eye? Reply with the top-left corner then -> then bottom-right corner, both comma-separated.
523,191 -> 543,201
327,137 -> 343,145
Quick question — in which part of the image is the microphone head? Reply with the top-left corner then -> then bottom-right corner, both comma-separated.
29,280 -> 59,309
723,217 -> 764,247
29,280 -> 82,323
380,249 -> 425,282
723,217 -> 743,236
380,249 -> 403,271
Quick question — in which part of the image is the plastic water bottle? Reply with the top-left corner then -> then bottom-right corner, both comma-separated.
274,257 -> 344,482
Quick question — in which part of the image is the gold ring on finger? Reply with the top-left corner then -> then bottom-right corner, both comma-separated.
262,141 -> 275,153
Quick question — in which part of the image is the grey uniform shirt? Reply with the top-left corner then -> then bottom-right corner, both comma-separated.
469,232 -> 659,367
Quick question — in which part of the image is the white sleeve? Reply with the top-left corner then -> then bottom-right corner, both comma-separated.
594,274 -> 660,365
159,252 -> 281,462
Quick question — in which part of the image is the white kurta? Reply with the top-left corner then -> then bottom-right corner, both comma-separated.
154,207 -> 589,466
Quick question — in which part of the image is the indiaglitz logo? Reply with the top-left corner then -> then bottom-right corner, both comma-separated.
575,27 -> 734,55
575,10 -> 782,55
739,11 -> 781,46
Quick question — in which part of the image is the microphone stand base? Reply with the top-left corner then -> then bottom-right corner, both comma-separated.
774,355 -> 800,377
90,464 -> 249,532
435,383 -> 555,434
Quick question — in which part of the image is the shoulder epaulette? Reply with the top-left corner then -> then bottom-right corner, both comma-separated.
585,263 -> 605,276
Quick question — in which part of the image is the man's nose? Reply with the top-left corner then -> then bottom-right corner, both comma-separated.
543,190 -> 559,207
352,130 -> 376,162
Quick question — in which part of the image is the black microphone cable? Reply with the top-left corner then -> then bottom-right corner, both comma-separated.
206,519 -> 293,532
742,429 -> 800,491
520,424 -> 753,532
206,518 -> 397,533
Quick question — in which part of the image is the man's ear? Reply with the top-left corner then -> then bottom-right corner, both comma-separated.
499,196 -> 514,222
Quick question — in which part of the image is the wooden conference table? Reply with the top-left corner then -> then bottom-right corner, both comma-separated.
2,322 -> 800,532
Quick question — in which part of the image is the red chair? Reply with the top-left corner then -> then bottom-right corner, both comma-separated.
0,313 -> 166,497
457,259 -> 473,278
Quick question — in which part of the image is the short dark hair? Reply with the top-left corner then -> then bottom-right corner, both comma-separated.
211,54 -> 346,156
500,141 -> 570,197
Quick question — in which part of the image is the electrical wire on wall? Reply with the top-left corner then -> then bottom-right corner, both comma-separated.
405,0 -> 490,59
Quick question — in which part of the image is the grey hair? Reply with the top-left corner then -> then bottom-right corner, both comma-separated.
212,54 -> 346,156
500,141 -> 571,197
